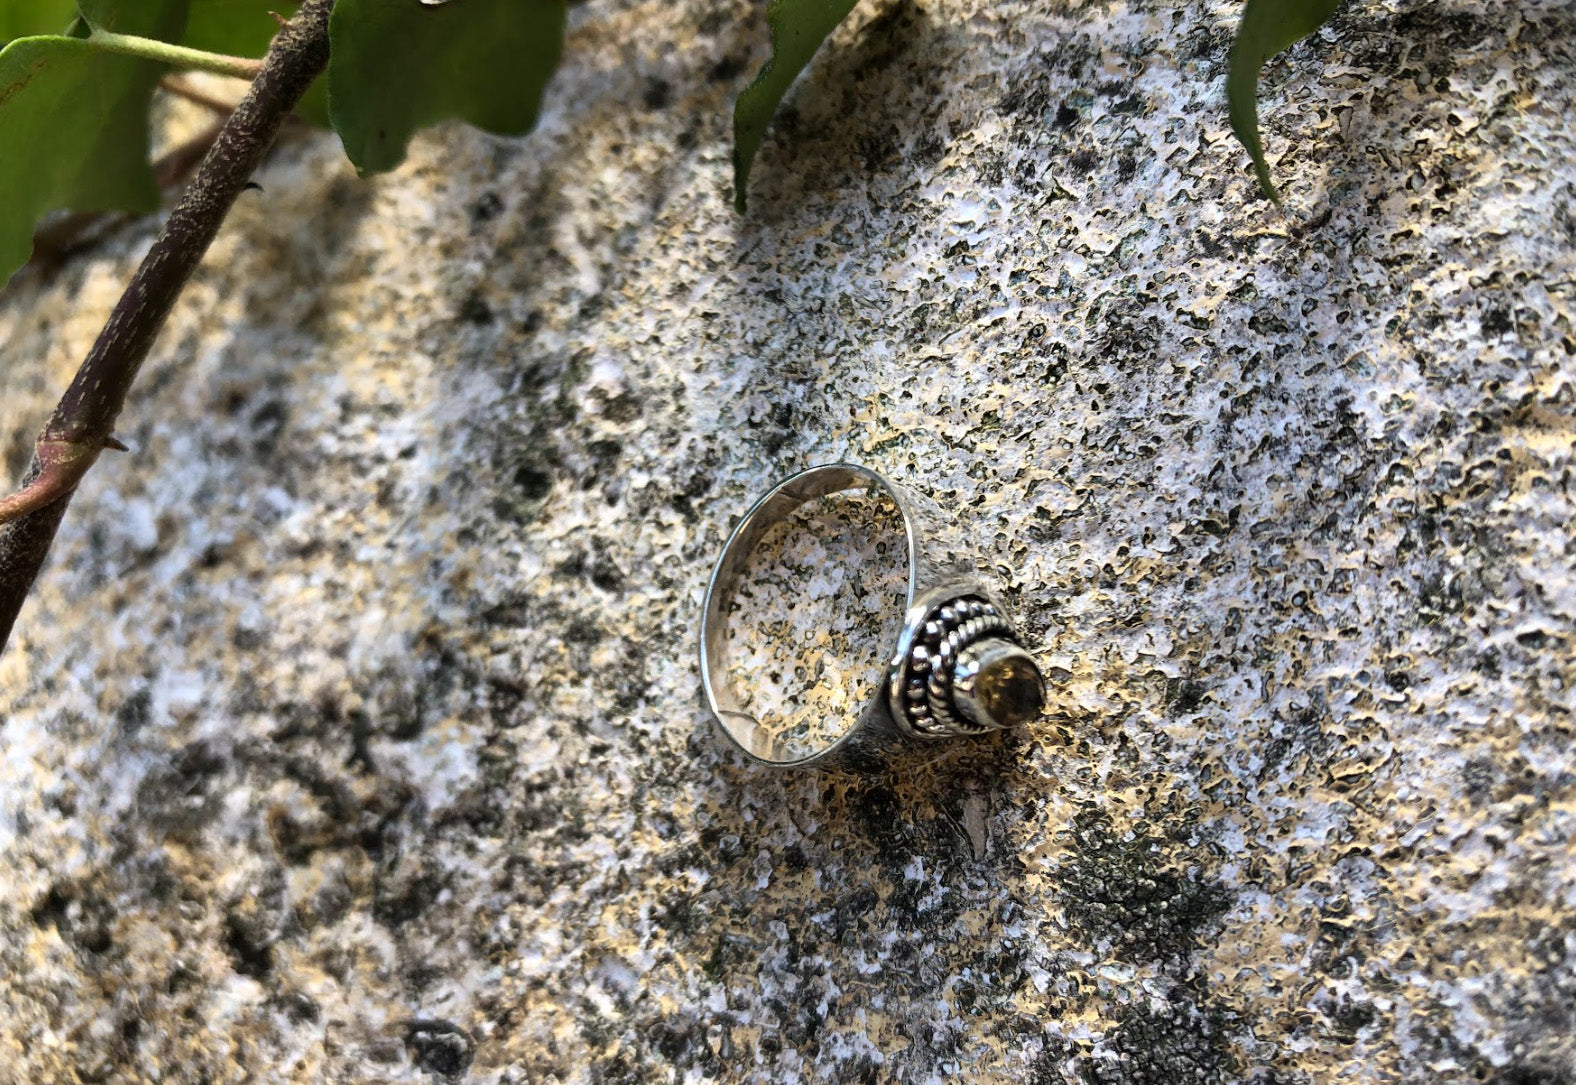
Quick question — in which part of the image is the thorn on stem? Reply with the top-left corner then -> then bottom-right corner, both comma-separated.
269,10 -> 289,28
102,436 -> 130,452
29,123 -> 226,272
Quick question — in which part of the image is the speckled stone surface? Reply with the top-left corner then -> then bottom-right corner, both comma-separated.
2,0 -> 1574,1081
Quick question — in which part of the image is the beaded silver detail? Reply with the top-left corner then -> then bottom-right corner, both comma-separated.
895,595 -> 1020,736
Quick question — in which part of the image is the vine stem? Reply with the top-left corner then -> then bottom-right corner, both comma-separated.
88,28 -> 265,80
159,74 -> 245,113
0,0 -> 335,653
30,119 -> 231,270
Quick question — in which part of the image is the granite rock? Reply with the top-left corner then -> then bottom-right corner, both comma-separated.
1,0 -> 1574,1081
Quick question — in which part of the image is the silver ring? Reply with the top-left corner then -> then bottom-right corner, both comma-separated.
699,463 -> 1046,770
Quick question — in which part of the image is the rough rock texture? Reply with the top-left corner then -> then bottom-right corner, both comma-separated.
2,0 -> 1574,1081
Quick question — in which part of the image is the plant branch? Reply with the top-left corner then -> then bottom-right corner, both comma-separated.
30,72 -> 318,273
28,121 -> 228,270
88,28 -> 265,80
159,74 -> 244,114
0,0 -> 335,652
0,440 -> 120,522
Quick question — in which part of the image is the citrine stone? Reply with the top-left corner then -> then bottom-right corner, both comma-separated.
974,654 -> 1045,727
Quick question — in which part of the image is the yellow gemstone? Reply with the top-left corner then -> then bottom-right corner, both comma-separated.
975,656 -> 1045,726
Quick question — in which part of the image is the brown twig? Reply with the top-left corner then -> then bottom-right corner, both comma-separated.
151,123 -> 231,188
159,74 -> 244,114
0,0 -> 335,652
27,122 -> 227,270
29,74 -> 318,273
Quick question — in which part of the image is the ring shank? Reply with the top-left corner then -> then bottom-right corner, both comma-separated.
700,465 -> 921,768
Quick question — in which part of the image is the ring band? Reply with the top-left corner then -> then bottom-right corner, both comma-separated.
699,464 -> 1045,770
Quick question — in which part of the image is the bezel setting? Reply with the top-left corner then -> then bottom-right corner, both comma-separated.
888,592 -> 1042,737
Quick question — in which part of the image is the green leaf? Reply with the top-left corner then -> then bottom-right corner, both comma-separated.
181,0 -> 296,52
0,37 -> 163,283
732,0 -> 861,212
0,0 -> 184,283
76,0 -> 184,36
181,0 -> 327,126
0,0 -> 78,44
327,0 -> 568,175
1227,0 -> 1342,200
